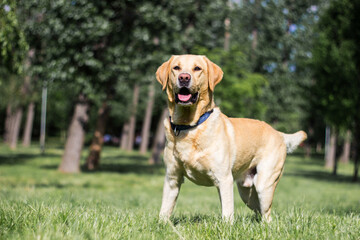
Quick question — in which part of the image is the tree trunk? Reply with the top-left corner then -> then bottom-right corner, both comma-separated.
149,108 -> 168,165
340,130 -> 351,164
20,50 -> 35,147
4,104 -> 12,143
325,128 -> 337,170
140,83 -> 155,154
85,101 -> 110,170
316,142 -> 322,153
120,122 -> 130,150
252,29 -> 258,51
250,0 -> 259,61
305,144 -> 311,158
126,84 -> 140,151
22,102 -> 35,147
333,142 -> 340,176
9,107 -> 23,149
58,95 -> 89,173
305,127 -> 314,158
224,17 -> 230,51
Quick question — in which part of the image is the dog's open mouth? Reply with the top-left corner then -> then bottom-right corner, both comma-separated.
175,88 -> 198,105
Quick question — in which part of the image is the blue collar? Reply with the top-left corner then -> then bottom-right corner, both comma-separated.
170,109 -> 214,136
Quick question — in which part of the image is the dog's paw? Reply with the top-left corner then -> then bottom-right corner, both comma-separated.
159,214 -> 171,224
222,214 -> 234,225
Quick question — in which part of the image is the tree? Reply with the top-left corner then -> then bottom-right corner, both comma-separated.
2,75 -> 24,148
120,122 -> 130,150
0,0 -> 28,75
16,0 -> 230,171
149,108 -> 168,165
324,127 -> 337,171
22,102 -> 35,147
140,82 -> 155,154
1,0 -> 29,148
232,0 -> 323,133
58,94 -> 89,173
18,1 -> 134,172
126,84 -> 140,151
21,49 -> 36,147
311,0 -> 360,181
340,130 -> 351,164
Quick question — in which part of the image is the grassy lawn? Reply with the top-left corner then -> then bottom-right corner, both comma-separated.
0,144 -> 359,239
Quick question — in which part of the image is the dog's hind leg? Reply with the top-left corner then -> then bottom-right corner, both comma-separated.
237,154 -> 285,222
236,167 -> 261,215
253,173 -> 281,222
237,177 -> 279,222
253,149 -> 286,222
236,183 -> 261,215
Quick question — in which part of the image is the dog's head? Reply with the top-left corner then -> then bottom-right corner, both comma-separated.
156,55 -> 223,108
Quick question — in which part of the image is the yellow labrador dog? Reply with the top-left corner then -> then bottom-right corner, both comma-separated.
156,55 -> 307,222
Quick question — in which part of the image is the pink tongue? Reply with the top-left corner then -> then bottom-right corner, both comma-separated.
178,94 -> 192,102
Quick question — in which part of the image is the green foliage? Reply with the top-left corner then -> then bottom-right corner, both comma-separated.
7,0 -> 354,146
18,1 -> 116,98
0,0 -> 28,75
311,0 -> 360,129
232,0 -> 323,132
45,83 -> 79,136
195,47 -> 267,119
0,74 -> 25,109
15,0 -> 229,134
0,145 -> 359,239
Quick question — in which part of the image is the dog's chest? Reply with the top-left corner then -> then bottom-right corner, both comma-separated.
173,136 -> 216,186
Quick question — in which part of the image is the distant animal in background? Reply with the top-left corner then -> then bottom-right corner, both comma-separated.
156,55 -> 307,222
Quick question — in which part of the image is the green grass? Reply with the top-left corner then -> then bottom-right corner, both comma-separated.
0,144 -> 359,239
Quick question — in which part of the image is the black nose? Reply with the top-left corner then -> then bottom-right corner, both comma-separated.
178,73 -> 191,87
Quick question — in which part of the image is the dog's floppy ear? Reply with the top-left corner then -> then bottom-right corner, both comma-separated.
203,56 -> 223,92
156,56 -> 175,91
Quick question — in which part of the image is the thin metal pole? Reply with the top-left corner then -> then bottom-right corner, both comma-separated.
324,126 -> 330,161
40,84 -> 48,153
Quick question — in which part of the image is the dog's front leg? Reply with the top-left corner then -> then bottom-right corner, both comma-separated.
159,174 -> 183,222
217,176 -> 234,223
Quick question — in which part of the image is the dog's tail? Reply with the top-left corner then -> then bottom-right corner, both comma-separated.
280,131 -> 307,153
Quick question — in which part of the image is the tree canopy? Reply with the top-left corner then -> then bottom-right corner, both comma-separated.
312,0 -> 360,129
0,0 -> 28,75
1,0 -> 360,179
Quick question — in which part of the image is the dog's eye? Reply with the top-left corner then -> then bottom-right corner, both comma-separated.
194,66 -> 202,71
173,66 -> 180,70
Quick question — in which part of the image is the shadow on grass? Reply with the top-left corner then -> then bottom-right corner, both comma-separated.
322,206 -> 360,216
284,170 -> 355,183
83,152 -> 164,175
81,163 -> 164,175
286,152 -> 357,183
172,215 -> 206,225
33,182 -> 105,189
172,214 -> 257,225
290,152 -> 325,166
0,153 -> 59,165
40,153 -> 164,175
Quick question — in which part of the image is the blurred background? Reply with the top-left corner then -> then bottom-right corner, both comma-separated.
0,0 -> 359,180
